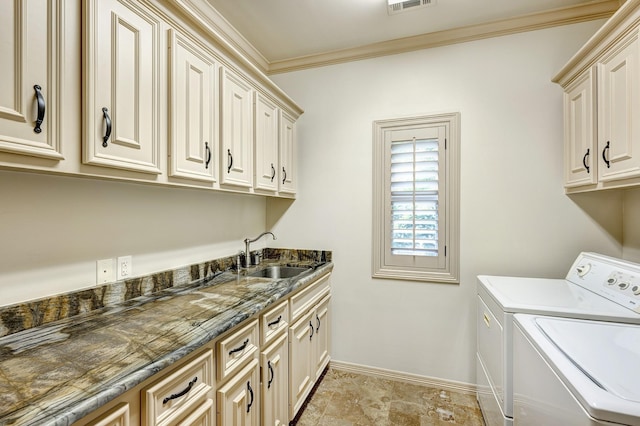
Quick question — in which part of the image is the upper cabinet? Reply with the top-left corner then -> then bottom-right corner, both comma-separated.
279,111 -> 297,195
168,29 -> 219,184
254,93 -> 280,193
83,0 -> 162,174
554,0 -> 640,193
221,68 -> 254,189
0,0 -> 303,197
0,0 -> 63,161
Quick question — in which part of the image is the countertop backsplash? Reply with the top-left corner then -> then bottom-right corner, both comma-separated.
0,248 -> 332,339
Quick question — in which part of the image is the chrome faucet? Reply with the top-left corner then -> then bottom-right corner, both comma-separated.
243,232 -> 276,267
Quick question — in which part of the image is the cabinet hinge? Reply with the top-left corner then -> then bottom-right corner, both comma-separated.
444,245 -> 447,256
445,138 -> 447,149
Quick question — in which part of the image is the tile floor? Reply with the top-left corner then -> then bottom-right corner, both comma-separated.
294,368 -> 486,426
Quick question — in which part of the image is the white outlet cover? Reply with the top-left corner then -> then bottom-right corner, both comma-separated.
117,255 -> 132,280
97,259 -> 115,284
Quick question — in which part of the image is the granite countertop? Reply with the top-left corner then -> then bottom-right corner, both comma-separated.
0,260 -> 333,426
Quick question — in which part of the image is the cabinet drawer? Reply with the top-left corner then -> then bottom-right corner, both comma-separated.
176,398 -> 214,426
217,319 -> 259,382
143,349 -> 214,426
86,402 -> 129,426
290,273 -> 331,322
260,299 -> 289,346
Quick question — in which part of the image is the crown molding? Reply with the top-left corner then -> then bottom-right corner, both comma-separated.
266,0 -> 621,74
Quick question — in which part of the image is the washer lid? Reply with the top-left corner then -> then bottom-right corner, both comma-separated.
478,276 -> 640,322
536,317 -> 640,402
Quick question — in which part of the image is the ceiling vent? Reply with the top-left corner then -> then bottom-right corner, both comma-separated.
388,0 -> 435,15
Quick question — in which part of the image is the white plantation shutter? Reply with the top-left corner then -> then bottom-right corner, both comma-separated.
372,113 -> 459,283
390,135 -> 440,257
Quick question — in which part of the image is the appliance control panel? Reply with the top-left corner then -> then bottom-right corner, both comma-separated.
567,252 -> 640,314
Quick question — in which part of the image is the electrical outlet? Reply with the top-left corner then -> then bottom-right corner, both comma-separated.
97,259 -> 115,284
117,255 -> 132,280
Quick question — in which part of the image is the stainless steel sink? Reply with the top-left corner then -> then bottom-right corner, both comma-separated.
248,266 -> 310,279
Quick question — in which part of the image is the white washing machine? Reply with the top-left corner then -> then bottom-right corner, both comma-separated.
477,253 -> 640,426
513,314 -> 640,425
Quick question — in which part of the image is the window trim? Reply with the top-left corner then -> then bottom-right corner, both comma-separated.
372,112 -> 460,284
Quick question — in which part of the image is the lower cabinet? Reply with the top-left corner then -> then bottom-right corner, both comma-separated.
143,349 -> 215,426
87,403 -> 130,426
77,271 -> 331,426
261,333 -> 289,426
289,279 -> 332,420
217,359 -> 260,426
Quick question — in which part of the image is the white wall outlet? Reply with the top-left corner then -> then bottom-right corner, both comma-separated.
117,255 -> 133,280
97,258 -> 115,284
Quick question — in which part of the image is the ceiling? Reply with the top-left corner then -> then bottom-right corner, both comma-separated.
204,0 -> 617,69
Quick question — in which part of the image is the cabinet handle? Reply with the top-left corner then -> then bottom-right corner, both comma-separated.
582,149 -> 590,174
602,141 -> 610,168
102,107 -> 112,147
316,314 -> 321,333
246,380 -> 254,413
267,315 -> 282,327
229,338 -> 249,356
205,142 -> 211,169
33,85 -> 45,134
309,321 -> 314,341
267,360 -> 274,389
227,149 -> 233,173
162,377 -> 198,404
282,167 -> 287,184
271,163 -> 276,182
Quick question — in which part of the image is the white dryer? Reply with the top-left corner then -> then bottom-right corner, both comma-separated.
513,314 -> 640,425
477,253 -> 640,426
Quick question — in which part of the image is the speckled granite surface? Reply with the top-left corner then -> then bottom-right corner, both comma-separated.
0,249 -> 332,426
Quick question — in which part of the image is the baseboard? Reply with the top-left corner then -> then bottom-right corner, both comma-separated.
329,360 -> 478,395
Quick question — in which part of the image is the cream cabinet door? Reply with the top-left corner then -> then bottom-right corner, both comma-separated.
563,68 -> 596,188
169,29 -> 218,183
597,29 -> 640,183
217,359 -> 260,426
0,0 -> 63,160
279,111 -> 297,195
289,310 -> 315,419
261,333 -> 289,426
83,0 -> 161,174
254,93 -> 279,192
221,68 -> 253,188
313,294 -> 331,380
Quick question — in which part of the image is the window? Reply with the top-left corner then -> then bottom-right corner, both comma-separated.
372,113 -> 459,283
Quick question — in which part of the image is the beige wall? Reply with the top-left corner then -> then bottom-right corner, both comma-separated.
623,189 -> 640,262
0,170 -> 267,306
270,20 -> 623,384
